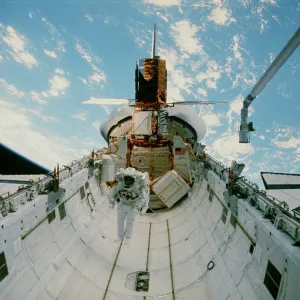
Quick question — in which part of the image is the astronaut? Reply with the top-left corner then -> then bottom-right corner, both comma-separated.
108,167 -> 149,245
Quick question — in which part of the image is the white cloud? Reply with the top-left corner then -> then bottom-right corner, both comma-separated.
79,77 -> 87,85
232,35 -> 243,63
158,47 -> 191,102
72,113 -> 86,121
0,100 -> 86,169
55,68 -> 65,75
157,11 -> 169,23
170,20 -> 204,55
197,87 -> 207,96
41,17 -> 60,36
44,49 -> 58,59
100,105 -> 112,115
89,71 -> 106,84
0,101 -> 30,127
0,55 -> 3,62
167,85 -> 184,103
196,60 -> 222,89
134,36 -> 147,48
208,6 -> 235,26
41,17 -> 66,54
210,132 -> 254,163
75,41 -> 100,65
202,113 -> 222,127
75,40 -> 107,88
261,0 -> 278,5
0,78 -> 25,98
170,68 -> 193,94
0,25 -> 38,68
145,0 -> 181,6
20,107 -> 59,123
266,129 -> 271,132
30,91 -> 47,105
48,74 -> 70,97
273,136 -> 300,149
205,127 -> 217,136
229,94 -> 254,115
57,40 -> 66,53
159,48 -> 180,71
2,26 -> 26,52
229,95 -> 243,114
271,126 -> 300,150
258,135 -> 265,140
10,68 -> 69,105
84,14 -> 94,22
31,69 -> 70,100
92,121 -> 102,132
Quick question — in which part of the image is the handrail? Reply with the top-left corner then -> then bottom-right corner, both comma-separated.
203,154 -> 300,242
0,148 -> 107,218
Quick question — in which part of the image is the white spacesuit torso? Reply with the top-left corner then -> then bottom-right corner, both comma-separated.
107,168 -> 150,214
113,181 -> 141,208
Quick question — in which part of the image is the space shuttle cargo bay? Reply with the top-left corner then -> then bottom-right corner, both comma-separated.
1,154 -> 300,300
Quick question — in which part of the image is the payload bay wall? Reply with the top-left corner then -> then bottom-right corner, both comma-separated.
0,150 -> 300,299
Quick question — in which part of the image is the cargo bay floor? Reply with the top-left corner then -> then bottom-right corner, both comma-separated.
1,174 -> 292,300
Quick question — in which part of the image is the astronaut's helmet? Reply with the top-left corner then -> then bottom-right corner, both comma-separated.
123,167 -> 136,186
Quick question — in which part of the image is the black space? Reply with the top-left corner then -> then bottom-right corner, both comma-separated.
0,144 -> 50,175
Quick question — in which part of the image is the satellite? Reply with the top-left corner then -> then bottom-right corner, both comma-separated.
83,25 -> 227,209
83,24 -> 227,108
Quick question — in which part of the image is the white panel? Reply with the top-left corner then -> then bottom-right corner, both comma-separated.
222,227 -> 252,285
176,277 -> 215,300
21,195 -> 48,235
74,247 -> 111,289
116,240 -> 147,271
0,250 -> 32,300
58,271 -> 103,300
57,223 -> 75,250
262,172 -> 300,186
46,260 -> 73,299
267,189 -> 300,212
238,276 -> 259,300
37,291 -> 54,300
33,241 -> 60,277
25,265 -> 56,300
4,268 -> 38,300
147,268 -> 172,296
153,170 -> 190,207
24,221 -> 53,262
64,237 -> 86,266
12,237 -> 22,256
132,111 -> 152,135
205,198 -> 223,233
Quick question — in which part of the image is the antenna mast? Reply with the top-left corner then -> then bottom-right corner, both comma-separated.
152,23 -> 156,58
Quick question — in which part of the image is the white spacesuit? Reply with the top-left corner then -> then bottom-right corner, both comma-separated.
108,167 -> 150,245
